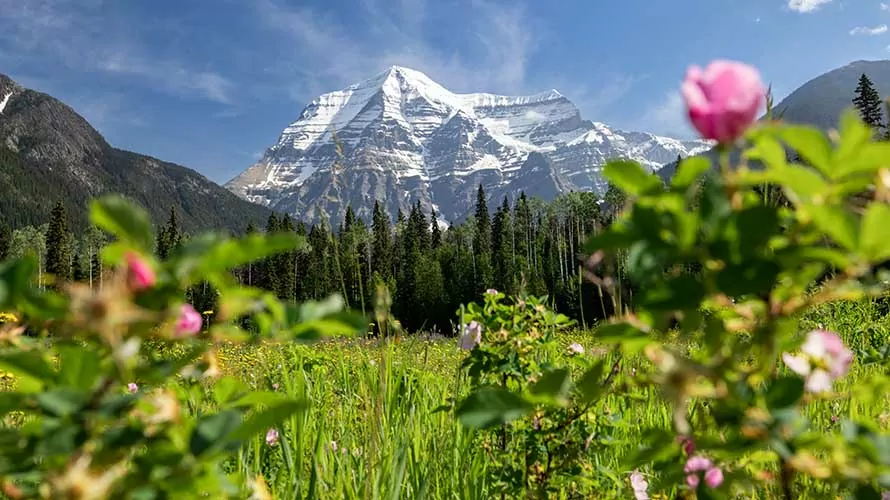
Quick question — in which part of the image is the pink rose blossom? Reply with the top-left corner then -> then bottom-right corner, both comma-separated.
125,252 -> 156,291
685,455 -> 723,489
681,60 -> 766,144
460,321 -> 482,350
127,382 -> 138,394
677,435 -> 696,456
174,304 -> 203,338
782,330 -> 853,393
630,470 -> 649,500
568,343 -> 585,355
265,428 -> 279,446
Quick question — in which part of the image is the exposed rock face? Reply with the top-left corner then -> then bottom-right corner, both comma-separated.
227,66 -> 711,225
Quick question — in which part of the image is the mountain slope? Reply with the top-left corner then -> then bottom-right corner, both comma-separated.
0,73 -> 271,232
658,59 -> 890,181
227,66 -> 711,225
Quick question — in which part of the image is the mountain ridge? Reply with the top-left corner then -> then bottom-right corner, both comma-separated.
227,66 -> 711,225
0,72 -> 272,232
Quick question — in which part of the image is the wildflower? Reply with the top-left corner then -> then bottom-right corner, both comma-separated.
681,60 -> 766,144
684,455 -> 723,489
460,321 -> 482,350
174,304 -> 202,338
568,342 -> 585,355
782,330 -> 853,393
272,383 -> 280,391
630,470 -> 649,500
127,382 -> 138,394
485,289 -> 498,295
125,252 -> 156,291
265,428 -> 279,446
329,441 -> 338,452
677,435 -> 696,456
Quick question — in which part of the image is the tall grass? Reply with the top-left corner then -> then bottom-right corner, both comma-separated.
207,299 -> 889,499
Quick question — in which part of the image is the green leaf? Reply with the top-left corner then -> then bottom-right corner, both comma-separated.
836,108 -> 874,164
765,376 -> 805,410
36,389 -> 89,418
860,203 -> 890,262
852,484 -> 882,500
577,360 -> 607,405
764,164 -> 828,203
456,386 -> 533,429
0,351 -> 55,393
839,142 -> 890,178
228,400 -> 305,443
174,233 -> 307,281
89,196 -> 154,251
777,126 -> 832,177
671,156 -> 711,190
603,160 -> 662,196
529,368 -> 571,405
189,410 -> 243,457
57,343 -> 101,391
805,205 -> 859,250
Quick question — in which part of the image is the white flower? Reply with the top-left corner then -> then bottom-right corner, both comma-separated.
460,321 -> 482,350
630,470 -> 649,500
568,343 -> 585,355
782,330 -> 853,393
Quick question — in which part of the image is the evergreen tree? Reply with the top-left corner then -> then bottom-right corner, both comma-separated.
473,184 -> 493,291
261,214 -> 281,293
276,214 -> 296,301
853,73 -> 885,129
430,208 -> 442,249
72,252 -> 87,282
492,196 -> 515,294
45,201 -> 71,283
156,207 -> 182,260
371,201 -> 393,280
0,223 -> 10,262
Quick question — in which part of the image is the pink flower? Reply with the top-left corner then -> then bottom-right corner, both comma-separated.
127,382 -> 138,394
485,289 -> 498,295
174,304 -> 203,338
125,252 -> 156,291
265,428 -> 279,446
460,321 -> 482,350
681,60 -> 766,144
782,330 -> 853,393
568,343 -> 585,355
630,470 -> 649,500
677,435 -> 696,456
685,455 -> 723,489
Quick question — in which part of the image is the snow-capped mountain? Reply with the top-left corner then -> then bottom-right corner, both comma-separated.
226,66 -> 711,225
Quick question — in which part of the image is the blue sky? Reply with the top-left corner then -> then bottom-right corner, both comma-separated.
1,0 -> 888,184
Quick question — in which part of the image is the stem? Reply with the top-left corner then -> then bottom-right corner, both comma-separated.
780,458 -> 795,500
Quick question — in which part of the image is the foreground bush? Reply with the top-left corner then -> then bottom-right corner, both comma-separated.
0,197 -> 365,498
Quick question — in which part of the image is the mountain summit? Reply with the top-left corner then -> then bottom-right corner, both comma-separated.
227,66 -> 711,225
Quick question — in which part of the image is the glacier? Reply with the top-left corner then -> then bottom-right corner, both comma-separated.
226,66 -> 712,226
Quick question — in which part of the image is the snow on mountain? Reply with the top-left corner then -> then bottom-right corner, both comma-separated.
0,93 -> 12,114
227,66 -> 710,225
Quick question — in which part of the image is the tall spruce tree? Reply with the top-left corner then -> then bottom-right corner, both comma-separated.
156,207 -> 182,260
0,223 -> 10,262
472,184 -> 493,291
261,214 -> 281,293
276,215 -> 297,301
430,208 -> 442,249
45,201 -> 71,283
371,201 -> 393,280
853,73 -> 885,130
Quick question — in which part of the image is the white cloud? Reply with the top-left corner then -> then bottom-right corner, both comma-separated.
850,24 -> 889,35
637,90 -> 697,139
250,0 -> 543,99
0,0 -> 232,104
787,0 -> 833,13
882,2 -> 890,11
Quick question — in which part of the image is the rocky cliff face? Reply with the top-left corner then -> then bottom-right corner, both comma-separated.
227,66 -> 711,225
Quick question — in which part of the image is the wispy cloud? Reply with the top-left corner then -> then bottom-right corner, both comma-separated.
637,90 -> 696,138
250,0 -> 544,99
787,0 -> 832,13
0,0 -> 232,104
850,24 -> 888,35
882,2 -> 890,11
